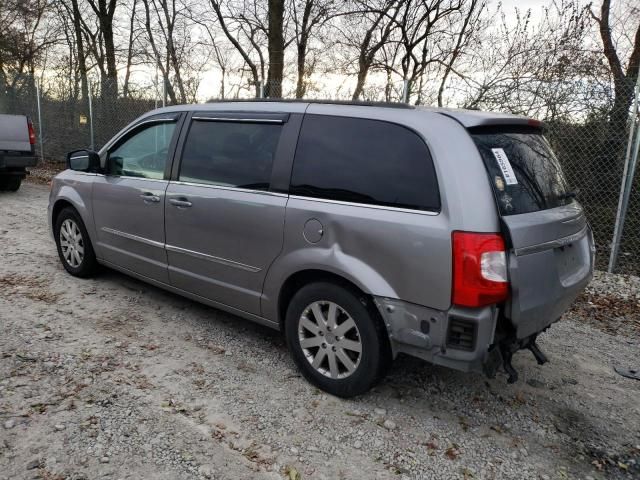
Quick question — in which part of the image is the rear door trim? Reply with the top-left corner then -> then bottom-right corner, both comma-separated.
514,224 -> 589,256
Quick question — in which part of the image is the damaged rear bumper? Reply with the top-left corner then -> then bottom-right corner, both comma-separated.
374,296 -> 555,382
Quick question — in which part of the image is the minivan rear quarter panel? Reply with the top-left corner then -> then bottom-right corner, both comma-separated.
262,105 -> 502,319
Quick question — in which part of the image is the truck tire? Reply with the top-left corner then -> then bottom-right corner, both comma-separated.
0,176 -> 21,191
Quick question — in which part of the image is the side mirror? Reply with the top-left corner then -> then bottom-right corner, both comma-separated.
67,149 -> 101,172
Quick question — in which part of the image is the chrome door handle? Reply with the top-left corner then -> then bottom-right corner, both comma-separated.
169,198 -> 193,208
140,192 -> 160,203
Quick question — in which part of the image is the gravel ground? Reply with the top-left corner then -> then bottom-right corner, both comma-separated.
1,183 -> 639,480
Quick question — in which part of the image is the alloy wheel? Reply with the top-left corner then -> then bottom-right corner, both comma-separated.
59,219 -> 84,268
298,300 -> 362,379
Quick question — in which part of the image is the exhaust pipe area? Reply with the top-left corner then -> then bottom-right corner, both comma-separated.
483,335 -> 549,384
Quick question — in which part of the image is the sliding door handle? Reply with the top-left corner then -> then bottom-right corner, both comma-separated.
169,198 -> 192,208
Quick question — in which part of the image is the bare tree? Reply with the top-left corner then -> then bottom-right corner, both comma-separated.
436,0 -> 485,106
342,0 -> 403,100
590,0 -> 640,132
58,0 -> 90,101
208,0 -> 264,97
456,2 -> 596,120
85,0 -> 119,98
188,8 -> 236,99
289,0 -> 338,98
122,0 -> 140,99
140,0 -> 192,104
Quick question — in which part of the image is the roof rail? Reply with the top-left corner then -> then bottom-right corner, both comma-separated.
204,98 -> 414,109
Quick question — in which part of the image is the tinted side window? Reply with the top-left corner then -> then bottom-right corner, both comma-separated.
179,120 -> 282,190
290,115 -> 440,211
108,122 -> 176,179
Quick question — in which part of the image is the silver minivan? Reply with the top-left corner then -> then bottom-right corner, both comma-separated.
48,101 -> 594,397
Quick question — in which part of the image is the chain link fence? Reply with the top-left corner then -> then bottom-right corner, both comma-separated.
545,80 -> 640,274
1,75 -> 639,274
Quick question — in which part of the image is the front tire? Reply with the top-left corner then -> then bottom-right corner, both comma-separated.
285,282 -> 390,397
54,207 -> 98,277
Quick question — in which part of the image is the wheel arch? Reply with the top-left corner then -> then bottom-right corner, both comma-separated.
277,269 -> 378,331
51,198 -> 76,226
51,191 -> 97,248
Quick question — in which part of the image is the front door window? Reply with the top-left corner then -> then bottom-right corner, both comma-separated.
107,122 -> 176,179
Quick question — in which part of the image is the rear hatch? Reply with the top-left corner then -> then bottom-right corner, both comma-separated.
471,125 -> 594,339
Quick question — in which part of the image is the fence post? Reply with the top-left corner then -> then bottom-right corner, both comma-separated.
609,75 -> 640,272
258,80 -> 264,99
35,81 -> 44,162
402,79 -> 409,103
88,79 -> 95,150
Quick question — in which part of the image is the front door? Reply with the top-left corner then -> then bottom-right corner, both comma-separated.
92,115 -> 181,283
164,113 -> 289,315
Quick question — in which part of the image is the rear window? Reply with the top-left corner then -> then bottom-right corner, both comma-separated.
472,128 -> 572,216
290,115 -> 440,211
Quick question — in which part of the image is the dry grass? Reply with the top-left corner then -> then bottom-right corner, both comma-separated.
25,160 -> 65,185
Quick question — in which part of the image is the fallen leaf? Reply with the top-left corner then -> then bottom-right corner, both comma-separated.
285,465 -> 301,480
445,446 -> 460,460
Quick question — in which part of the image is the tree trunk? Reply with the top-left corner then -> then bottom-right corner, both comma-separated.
295,39 -> 307,99
352,50 -> 374,101
70,0 -> 88,102
265,0 -> 285,98
123,0 -> 137,98
87,0 -> 118,99
102,17 -> 118,97
352,70 -> 368,100
295,0 -> 313,99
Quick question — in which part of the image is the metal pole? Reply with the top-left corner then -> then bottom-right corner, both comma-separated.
88,79 -> 95,150
259,80 -> 264,99
610,110 -> 640,272
609,75 -> 640,272
402,79 -> 409,103
35,81 -> 44,162
162,78 -> 166,108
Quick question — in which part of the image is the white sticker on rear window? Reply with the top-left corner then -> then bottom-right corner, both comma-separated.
491,148 -> 518,185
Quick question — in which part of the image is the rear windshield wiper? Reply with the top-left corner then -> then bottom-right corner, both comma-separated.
556,189 -> 579,201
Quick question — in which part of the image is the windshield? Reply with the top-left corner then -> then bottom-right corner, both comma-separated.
472,128 -> 572,216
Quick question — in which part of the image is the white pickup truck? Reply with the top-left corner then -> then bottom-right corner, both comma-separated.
0,113 -> 38,191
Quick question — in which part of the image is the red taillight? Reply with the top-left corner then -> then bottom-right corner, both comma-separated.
28,119 -> 36,145
452,231 -> 509,308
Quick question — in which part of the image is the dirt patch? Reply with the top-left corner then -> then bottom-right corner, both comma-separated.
0,273 -> 62,304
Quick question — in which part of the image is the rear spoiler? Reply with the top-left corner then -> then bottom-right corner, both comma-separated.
466,124 -> 545,135
434,109 -> 544,130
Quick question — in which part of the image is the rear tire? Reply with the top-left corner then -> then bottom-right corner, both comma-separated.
0,176 -> 22,191
54,207 -> 98,277
285,282 -> 390,397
